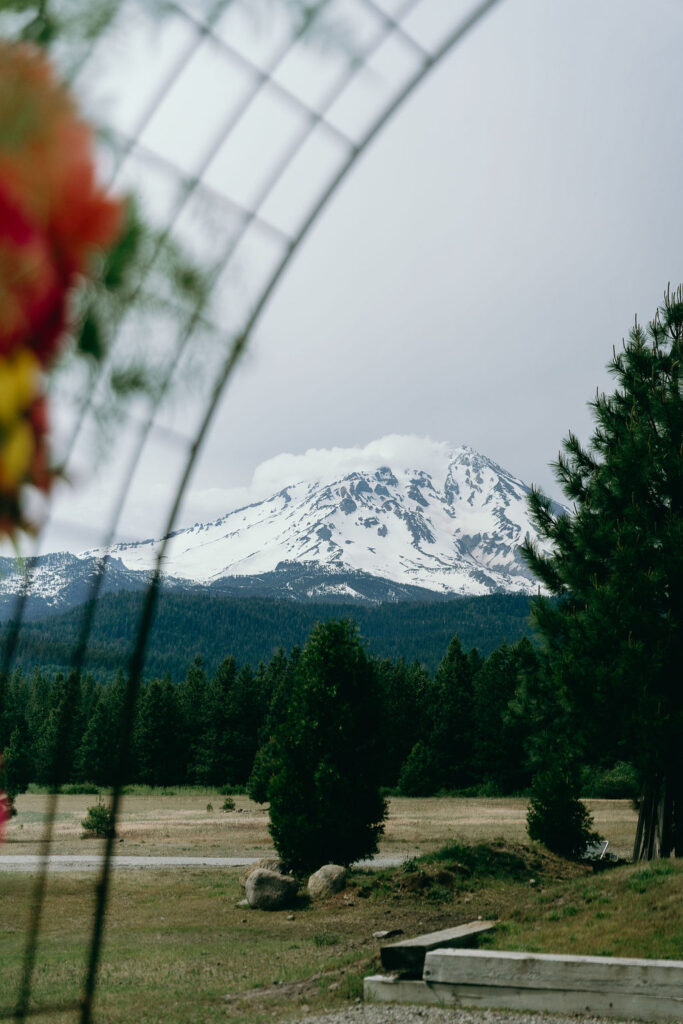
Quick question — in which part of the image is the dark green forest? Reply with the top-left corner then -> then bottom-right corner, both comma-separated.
1,591 -> 536,681
0,618 -> 636,804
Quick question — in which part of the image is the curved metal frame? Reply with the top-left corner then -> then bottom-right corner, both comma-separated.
0,1 -> 504,1019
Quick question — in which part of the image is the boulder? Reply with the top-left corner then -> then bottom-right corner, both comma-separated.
240,858 -> 287,888
307,864 -> 348,899
245,868 -> 298,911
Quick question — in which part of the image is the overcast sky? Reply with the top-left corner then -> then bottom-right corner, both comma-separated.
8,0 -> 683,555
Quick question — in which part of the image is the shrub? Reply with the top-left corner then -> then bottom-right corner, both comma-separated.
221,796 -> 235,811
267,620 -> 387,873
81,800 -> 115,838
580,762 -> 639,800
62,782 -> 100,795
527,767 -> 600,859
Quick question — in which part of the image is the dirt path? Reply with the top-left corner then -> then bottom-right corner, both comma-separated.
0,853 -> 408,872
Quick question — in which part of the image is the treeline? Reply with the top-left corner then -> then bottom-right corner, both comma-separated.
2,591 -> 536,681
0,622 -> 636,800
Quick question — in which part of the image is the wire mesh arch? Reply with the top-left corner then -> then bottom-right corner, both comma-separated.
0,0 -> 504,1019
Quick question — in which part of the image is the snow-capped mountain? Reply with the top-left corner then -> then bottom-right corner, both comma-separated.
0,438 -> 564,615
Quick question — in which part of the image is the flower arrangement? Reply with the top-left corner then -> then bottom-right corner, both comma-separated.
0,39 -> 123,538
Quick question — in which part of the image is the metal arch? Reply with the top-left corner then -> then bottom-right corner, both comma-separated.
82,2 -> 505,1019
0,1 -> 506,1020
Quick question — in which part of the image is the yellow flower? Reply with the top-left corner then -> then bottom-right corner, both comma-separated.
0,419 -> 35,489
0,348 -> 40,427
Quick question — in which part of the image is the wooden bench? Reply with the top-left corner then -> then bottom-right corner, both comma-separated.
380,921 -> 495,975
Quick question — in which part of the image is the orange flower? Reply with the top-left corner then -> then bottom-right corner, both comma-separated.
0,40 -> 122,362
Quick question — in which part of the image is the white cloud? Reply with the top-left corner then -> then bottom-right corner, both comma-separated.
178,434 -> 466,527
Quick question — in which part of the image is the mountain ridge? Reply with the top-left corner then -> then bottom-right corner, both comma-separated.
0,438 -> 564,614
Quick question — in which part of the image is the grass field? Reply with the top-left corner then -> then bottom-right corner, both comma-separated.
0,794 -> 680,1024
5,790 -> 640,859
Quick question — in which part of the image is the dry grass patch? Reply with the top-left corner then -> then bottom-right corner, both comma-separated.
5,793 -> 639,860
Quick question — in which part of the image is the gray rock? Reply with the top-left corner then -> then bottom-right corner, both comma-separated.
240,857 -> 287,888
245,868 -> 298,911
307,864 -> 347,899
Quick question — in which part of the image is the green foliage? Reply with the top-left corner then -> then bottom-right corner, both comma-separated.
267,620 -> 387,873
133,678 -> 180,787
61,782 -> 100,795
527,767 -> 600,859
522,287 -> 683,857
81,799 -> 115,838
580,762 -> 640,800
247,737 -> 278,804
2,725 -> 32,796
3,592 -> 537,682
397,741 -> 440,796
220,795 -> 235,812
400,636 -> 478,794
375,658 -> 430,787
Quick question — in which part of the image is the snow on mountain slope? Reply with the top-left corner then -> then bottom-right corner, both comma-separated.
82,438 -> 563,598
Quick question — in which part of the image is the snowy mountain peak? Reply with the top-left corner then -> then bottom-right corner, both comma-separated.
82,437 -> 562,599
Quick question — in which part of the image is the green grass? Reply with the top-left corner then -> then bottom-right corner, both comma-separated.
0,838 -> 680,1023
485,857 -> 683,960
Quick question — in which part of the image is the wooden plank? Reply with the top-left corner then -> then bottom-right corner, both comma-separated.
364,973 -> 683,1021
423,948 -> 683,996
380,921 -> 495,974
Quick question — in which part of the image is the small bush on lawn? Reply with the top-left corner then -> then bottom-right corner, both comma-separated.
221,796 -> 235,811
81,800 -> 115,838
527,768 -> 600,859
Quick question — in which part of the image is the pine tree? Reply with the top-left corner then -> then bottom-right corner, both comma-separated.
267,620 -> 387,872
472,639 -> 537,793
192,656 -> 238,786
33,671 -> 82,787
431,635 -> 477,790
134,677 -> 180,786
375,658 -> 430,787
522,287 -> 683,859
176,655 -> 208,783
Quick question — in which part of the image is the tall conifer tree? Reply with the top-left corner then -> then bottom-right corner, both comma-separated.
267,619 -> 387,872
522,287 -> 683,858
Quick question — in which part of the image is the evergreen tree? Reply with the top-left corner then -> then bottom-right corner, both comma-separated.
248,648 -> 298,802
192,656 -> 238,786
176,655 -> 209,783
221,663 -> 266,786
2,725 -> 33,800
134,677 -> 180,786
267,620 -> 387,872
33,671 -> 82,787
375,658 -> 430,787
522,287 -> 683,859
472,638 -> 537,793
397,635 -> 478,795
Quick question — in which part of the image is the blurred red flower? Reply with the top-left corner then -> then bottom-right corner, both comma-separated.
0,40 -> 123,536
0,40 -> 122,363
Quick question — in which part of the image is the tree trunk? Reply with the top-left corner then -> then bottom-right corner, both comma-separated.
633,774 -> 680,860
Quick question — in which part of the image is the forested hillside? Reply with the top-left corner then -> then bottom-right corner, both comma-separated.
1,592 -> 536,681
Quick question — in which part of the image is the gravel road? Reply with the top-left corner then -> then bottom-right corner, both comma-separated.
297,1004 -> 639,1024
